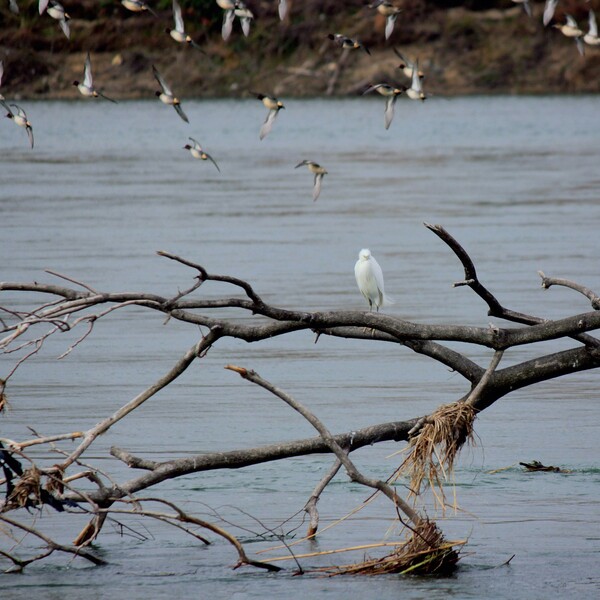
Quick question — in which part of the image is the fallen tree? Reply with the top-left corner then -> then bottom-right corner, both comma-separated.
1,223 -> 599,574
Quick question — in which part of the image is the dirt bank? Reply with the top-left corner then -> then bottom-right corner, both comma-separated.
1,0 -> 599,100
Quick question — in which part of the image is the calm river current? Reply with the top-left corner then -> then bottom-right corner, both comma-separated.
1,96 -> 600,598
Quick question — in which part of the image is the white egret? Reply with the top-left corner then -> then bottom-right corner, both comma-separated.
354,249 -> 393,311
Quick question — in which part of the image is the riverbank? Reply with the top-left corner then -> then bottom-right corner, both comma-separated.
1,0 -> 599,100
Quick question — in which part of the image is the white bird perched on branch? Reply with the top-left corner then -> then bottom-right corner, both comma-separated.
354,249 -> 393,311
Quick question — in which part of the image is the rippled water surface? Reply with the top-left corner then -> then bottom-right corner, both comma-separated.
1,96 -> 600,598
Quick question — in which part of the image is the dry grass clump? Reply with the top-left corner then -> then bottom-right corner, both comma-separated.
398,401 -> 476,509
322,519 -> 463,577
7,466 -> 42,509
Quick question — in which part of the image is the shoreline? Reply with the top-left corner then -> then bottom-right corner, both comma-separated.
1,2 -> 599,101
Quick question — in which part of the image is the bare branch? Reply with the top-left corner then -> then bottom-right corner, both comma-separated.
304,456 -> 343,538
425,223 -> 600,349
538,271 -> 600,310
465,350 -> 504,407
45,269 -> 99,294
102,497 -> 281,572
0,514 -> 106,566
157,250 -> 264,306
0,431 -> 84,450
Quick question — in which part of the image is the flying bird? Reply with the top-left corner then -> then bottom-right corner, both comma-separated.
0,60 -> 10,114
511,0 -> 532,18
217,0 -> 237,40
42,1 -> 70,39
354,249 -> 393,311
405,60 -> 427,101
73,53 -> 117,103
6,103 -> 34,149
553,14 -> 585,56
393,48 -> 424,80
166,0 -> 204,51
362,83 -> 404,130
543,0 -> 558,26
295,160 -> 328,201
368,1 -> 402,40
584,10 -> 600,46
328,33 -> 370,54
183,137 -> 220,171
235,1 -> 254,37
121,0 -> 157,16
278,0 -> 288,21
253,92 -> 285,140
152,65 -> 189,123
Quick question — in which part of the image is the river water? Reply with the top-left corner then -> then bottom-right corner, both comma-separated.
1,96 -> 600,598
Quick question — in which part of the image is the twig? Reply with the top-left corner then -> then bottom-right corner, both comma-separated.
304,456 -> 343,538
45,269 -> 99,294
0,514 -> 106,566
0,431 -> 84,450
104,498 -> 281,572
464,350 -> 504,408
538,271 -> 600,310
425,223 -> 600,349
157,250 -> 264,306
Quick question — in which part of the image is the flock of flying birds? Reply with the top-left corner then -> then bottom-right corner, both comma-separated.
1,1 -> 599,309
